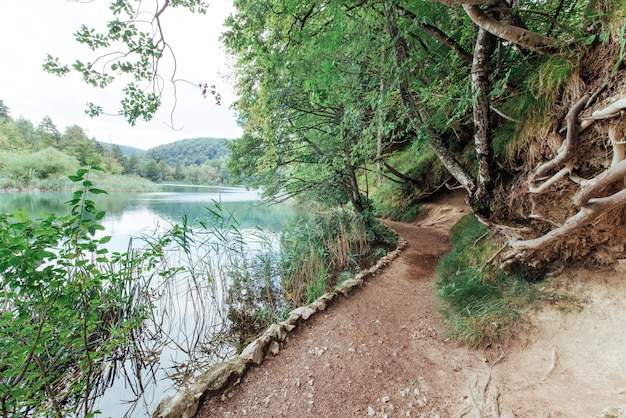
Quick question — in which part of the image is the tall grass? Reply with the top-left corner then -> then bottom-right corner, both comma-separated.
280,208 -> 396,306
436,215 -> 542,347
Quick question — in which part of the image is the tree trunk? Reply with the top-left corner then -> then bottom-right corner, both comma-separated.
384,0 -> 476,194
471,27 -> 497,204
344,142 -> 364,213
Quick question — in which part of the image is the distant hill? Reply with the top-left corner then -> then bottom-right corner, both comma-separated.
116,144 -> 145,157
145,137 -> 231,167
99,142 -> 145,157
103,137 -> 231,166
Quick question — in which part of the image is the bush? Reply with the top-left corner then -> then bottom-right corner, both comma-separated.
0,148 -> 78,185
0,166 -> 178,417
280,208 -> 397,306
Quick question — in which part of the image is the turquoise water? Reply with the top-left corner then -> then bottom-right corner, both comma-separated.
1,185 -> 300,417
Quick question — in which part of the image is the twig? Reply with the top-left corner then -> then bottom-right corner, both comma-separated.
491,105 -> 518,122
585,81 -> 609,109
473,232 -> 489,247
481,244 -> 508,271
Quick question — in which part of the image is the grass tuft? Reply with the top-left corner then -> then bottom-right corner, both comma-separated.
436,215 -> 542,347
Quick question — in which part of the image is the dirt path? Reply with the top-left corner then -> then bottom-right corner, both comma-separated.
196,197 -> 626,418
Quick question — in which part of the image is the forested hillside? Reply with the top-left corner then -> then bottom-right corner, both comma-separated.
0,107 -> 232,188
144,137 -> 230,167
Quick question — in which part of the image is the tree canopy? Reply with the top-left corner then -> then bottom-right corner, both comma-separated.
54,0 -> 626,267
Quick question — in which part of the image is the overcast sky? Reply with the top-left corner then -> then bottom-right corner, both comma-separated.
0,0 -> 242,150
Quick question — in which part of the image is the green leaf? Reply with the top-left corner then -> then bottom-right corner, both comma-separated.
98,236 -> 112,244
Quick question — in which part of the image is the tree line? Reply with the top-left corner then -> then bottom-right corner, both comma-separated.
0,100 -> 231,187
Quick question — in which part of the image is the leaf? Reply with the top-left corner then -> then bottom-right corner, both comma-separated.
89,188 -> 108,195
99,236 -> 112,244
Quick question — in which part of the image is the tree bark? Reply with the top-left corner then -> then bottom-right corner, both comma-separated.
471,27 -> 497,202
462,4 -> 562,53
384,0 -> 476,194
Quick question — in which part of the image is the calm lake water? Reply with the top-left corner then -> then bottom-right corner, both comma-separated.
1,184 -> 301,417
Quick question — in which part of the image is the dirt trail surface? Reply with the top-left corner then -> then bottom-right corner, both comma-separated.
197,196 -> 626,418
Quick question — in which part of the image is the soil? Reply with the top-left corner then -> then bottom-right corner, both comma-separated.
196,193 -> 626,418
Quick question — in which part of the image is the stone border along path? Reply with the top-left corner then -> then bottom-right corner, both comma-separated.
153,236 -> 409,418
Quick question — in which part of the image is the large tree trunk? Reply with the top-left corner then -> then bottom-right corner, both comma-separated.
384,0 -> 476,194
471,27 -> 497,204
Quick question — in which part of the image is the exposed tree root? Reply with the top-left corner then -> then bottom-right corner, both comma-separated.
507,188 -> 626,258
509,93 -> 626,263
535,94 -> 589,178
580,97 -> 626,131
609,123 -> 625,167
528,164 -> 574,194
573,159 -> 626,207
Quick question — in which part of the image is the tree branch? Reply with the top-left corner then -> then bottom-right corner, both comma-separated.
463,4 -> 562,54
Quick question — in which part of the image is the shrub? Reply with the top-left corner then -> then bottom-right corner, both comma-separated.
280,208 -> 396,306
0,148 -> 78,185
0,166 -> 178,417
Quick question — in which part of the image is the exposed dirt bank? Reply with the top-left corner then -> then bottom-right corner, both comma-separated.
197,195 -> 626,417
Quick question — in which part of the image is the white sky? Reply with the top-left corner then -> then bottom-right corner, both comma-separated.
0,0 -> 242,150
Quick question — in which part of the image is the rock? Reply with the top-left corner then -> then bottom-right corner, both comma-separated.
264,323 -> 287,341
152,357 -> 247,418
239,338 -> 268,365
277,321 -> 296,334
269,340 -> 281,355
290,306 -> 316,321
308,299 -> 327,311
367,405 -> 376,416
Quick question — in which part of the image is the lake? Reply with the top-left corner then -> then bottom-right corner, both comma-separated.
1,184 -> 302,417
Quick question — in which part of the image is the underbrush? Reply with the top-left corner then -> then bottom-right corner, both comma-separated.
436,214 -> 543,347
368,144 -> 443,223
280,208 -> 398,306
0,166 -> 180,417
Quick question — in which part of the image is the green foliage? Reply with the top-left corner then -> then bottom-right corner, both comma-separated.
145,137 -> 230,167
0,103 -> 231,188
0,166 -> 180,417
0,100 -> 9,119
0,148 -> 79,186
280,208 -> 397,306
370,145 -> 442,221
44,1 -> 210,124
436,215 -> 542,347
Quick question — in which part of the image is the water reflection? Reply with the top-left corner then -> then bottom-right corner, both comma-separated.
1,185 -> 299,417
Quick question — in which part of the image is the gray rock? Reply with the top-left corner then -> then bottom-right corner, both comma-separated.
152,357 -> 247,418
